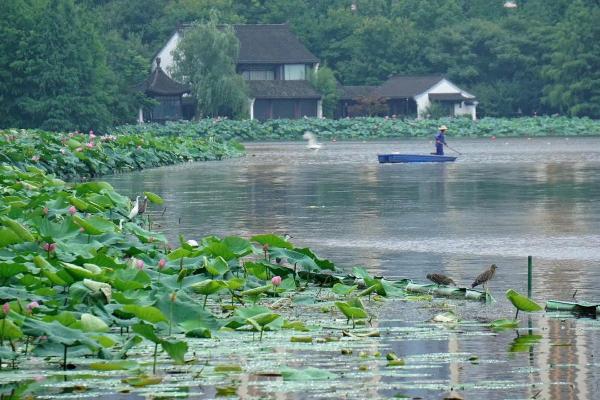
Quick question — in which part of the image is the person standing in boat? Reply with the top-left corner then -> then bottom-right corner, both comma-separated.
434,125 -> 448,155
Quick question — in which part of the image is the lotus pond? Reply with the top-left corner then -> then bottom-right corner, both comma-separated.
99,138 -> 600,399
1,138 -> 600,399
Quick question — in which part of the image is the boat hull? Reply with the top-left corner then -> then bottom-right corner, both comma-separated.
378,154 -> 457,163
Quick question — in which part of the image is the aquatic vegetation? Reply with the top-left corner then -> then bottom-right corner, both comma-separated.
0,164 -> 415,380
505,289 -> 543,319
112,116 -> 600,141
0,129 -> 245,179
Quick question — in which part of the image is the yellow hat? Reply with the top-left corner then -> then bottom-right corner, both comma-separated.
439,125 -> 448,131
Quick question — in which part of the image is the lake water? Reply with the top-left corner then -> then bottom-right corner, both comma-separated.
101,137 -> 600,399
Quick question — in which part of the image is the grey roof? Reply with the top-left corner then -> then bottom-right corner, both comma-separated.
373,75 -> 445,99
429,93 -> 475,101
339,85 -> 378,100
247,80 -> 321,99
137,64 -> 190,96
234,24 -> 319,64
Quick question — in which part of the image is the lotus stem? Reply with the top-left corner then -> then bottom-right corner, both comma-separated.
203,294 -> 208,309
152,343 -> 158,374
63,345 -> 67,371
515,309 -> 519,320
259,328 -> 264,342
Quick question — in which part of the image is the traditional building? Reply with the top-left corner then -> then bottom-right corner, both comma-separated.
136,58 -> 191,123
148,24 -> 322,122
339,75 -> 478,120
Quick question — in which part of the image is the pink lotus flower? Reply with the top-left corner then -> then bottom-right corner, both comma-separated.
271,276 -> 282,286
42,243 -> 56,252
86,142 -> 94,149
2,303 -> 10,315
89,131 -> 96,139
158,259 -> 166,269
68,206 -> 77,215
135,259 -> 144,270
27,301 -> 40,312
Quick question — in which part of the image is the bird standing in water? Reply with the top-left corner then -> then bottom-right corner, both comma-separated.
426,273 -> 456,286
471,264 -> 497,289
128,196 -> 140,219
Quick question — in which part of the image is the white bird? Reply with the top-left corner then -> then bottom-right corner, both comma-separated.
302,131 -> 322,150
128,196 -> 140,219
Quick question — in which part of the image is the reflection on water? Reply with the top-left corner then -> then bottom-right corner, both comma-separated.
101,138 -> 600,399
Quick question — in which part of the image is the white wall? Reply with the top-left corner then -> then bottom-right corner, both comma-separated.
414,79 -> 477,120
153,31 -> 181,76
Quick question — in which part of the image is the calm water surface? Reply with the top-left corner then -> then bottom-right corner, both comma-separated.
101,137 -> 600,399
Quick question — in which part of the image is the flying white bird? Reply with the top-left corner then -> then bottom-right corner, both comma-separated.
302,131 -> 322,150
128,196 -> 140,219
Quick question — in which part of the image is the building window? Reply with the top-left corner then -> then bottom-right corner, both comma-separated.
284,64 -> 306,80
242,69 -> 275,80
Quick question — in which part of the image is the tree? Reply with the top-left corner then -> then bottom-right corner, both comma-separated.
2,0 -> 114,131
542,1 -> 600,117
172,18 -> 248,118
309,67 -> 339,118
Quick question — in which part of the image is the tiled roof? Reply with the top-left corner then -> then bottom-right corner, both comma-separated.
137,64 -> 189,96
372,75 -> 445,98
234,24 -> 319,64
247,80 -> 321,99
339,85 -> 378,100
429,93 -> 475,101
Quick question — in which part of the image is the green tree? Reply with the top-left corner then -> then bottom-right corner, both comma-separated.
309,67 -> 339,118
542,1 -> 600,117
3,0 -> 113,131
172,18 -> 248,118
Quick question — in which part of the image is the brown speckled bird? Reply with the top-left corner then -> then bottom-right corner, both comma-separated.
426,273 -> 456,286
471,264 -> 497,289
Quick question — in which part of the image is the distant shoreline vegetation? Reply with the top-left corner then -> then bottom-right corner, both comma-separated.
112,117 -> 600,141
0,129 -> 245,180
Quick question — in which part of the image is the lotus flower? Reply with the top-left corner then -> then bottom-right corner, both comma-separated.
68,206 -> 77,215
135,259 -> 144,270
158,259 -> 167,269
43,206 -> 49,215
186,239 -> 199,247
2,303 -> 10,315
27,301 -> 40,312
86,142 -> 94,149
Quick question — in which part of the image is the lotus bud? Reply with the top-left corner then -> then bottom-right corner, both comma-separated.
158,259 -> 166,269
86,142 -> 94,149
43,243 -> 56,252
135,259 -> 144,270
68,206 -> 77,215
43,206 -> 49,215
271,276 -> 282,286
2,303 -> 10,315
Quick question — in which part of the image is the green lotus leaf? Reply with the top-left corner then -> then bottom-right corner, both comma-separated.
506,289 -> 543,312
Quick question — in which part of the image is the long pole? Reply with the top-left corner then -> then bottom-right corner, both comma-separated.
527,256 -> 532,298
445,144 -> 462,155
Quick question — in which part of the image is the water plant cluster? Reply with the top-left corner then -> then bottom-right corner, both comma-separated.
0,129 -> 245,179
0,163 -> 402,376
112,116 -> 600,142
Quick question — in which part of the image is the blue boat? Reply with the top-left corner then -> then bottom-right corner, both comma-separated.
378,154 -> 457,163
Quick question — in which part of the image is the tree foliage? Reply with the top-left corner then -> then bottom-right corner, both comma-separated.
308,67 -> 339,118
1,0 -> 600,130
172,18 -> 248,118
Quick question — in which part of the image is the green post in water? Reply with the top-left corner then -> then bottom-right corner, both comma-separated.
527,256 -> 533,298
